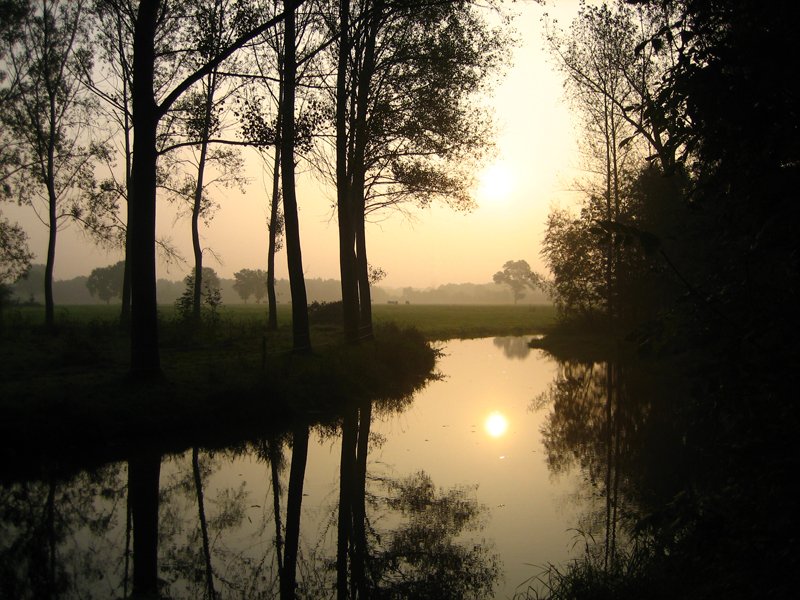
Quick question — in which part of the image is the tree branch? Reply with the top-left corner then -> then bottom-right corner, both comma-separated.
158,1 -> 306,116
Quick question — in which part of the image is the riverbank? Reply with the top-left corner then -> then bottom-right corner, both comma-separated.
521,321 -> 800,600
0,304 -> 554,479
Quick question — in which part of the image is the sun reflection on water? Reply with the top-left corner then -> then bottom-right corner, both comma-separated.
485,411 -> 509,438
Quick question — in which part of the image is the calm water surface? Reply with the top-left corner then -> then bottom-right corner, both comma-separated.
1,336 -> 592,599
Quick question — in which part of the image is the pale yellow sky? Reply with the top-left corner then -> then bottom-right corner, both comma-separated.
6,0 -> 585,288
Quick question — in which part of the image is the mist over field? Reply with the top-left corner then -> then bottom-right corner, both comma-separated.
7,265 -> 549,306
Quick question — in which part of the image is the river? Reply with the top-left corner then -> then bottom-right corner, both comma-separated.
0,336 -> 610,599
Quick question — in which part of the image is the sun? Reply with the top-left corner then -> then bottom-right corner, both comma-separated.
478,162 -> 515,203
485,411 -> 509,438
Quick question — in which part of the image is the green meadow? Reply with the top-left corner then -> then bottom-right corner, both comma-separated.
2,301 -> 556,340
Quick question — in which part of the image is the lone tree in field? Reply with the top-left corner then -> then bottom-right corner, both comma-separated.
86,260 -> 125,304
233,268 -> 267,303
493,260 -> 534,304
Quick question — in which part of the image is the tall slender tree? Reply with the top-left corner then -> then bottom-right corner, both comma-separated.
167,0 -> 247,324
279,0 -> 311,352
86,0 -> 189,328
327,0 -> 508,341
124,0 -> 296,375
1,0 -> 105,329
546,2 -> 651,324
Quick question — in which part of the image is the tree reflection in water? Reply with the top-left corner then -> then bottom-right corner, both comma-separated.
533,354 -> 692,592
333,398 -> 501,600
0,403 -> 500,599
493,336 -> 532,360
0,463 -> 128,599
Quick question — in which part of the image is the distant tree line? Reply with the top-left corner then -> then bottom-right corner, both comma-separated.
7,263 -> 546,306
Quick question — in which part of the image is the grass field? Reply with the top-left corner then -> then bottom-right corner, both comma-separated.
2,302 -> 556,341
371,303 -> 556,339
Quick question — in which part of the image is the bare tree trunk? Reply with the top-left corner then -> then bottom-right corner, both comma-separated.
121,222 -> 132,328
280,1 -> 311,353
120,11 -> 133,329
41,1 -> 58,332
267,128 -> 282,331
130,0 -> 161,376
191,210 -> 205,323
336,0 -> 360,343
603,95 -> 614,325
191,71 -> 218,325
355,216 -> 372,340
44,180 -> 57,330
349,0 -> 381,342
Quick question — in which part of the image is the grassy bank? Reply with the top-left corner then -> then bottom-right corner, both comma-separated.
0,303 -> 553,478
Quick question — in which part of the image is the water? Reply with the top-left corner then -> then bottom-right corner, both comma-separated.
0,337 -> 590,599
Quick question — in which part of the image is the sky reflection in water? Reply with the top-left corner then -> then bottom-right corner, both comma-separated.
199,336 -> 584,598
360,336 -> 583,596
0,336 -> 585,599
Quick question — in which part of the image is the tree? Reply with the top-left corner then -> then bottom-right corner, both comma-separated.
544,1 -> 684,327
0,216 -> 33,285
546,2 -> 680,174
123,0 -> 297,376
234,1 -> 293,333
162,0 -> 248,325
0,0 -> 29,191
86,1 -> 196,327
175,266 -> 222,321
493,260 -> 535,304
0,215 -> 32,325
327,0 -> 510,342
86,260 -> 125,304
232,268 -> 267,303
547,2 -> 635,324
234,0 -> 320,336
0,0 -> 106,329
279,0 -> 311,352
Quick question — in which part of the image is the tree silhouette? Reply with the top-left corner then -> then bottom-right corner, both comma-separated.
1,0 -> 107,330
175,266 -> 222,322
493,259 -> 535,304
86,260 -> 126,304
124,0 -> 297,376
163,0 -> 248,326
278,0 -> 311,352
327,0 -> 510,342
232,268 -> 268,303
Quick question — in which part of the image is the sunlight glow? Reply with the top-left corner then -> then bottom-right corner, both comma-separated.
485,412 -> 509,438
478,162 -> 515,203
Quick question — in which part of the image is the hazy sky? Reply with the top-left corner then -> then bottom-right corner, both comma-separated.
6,0 -> 586,289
